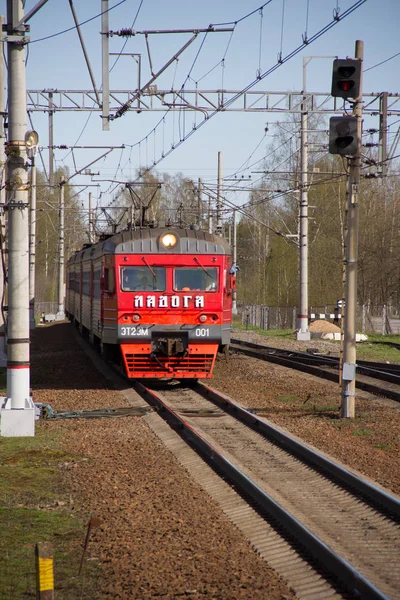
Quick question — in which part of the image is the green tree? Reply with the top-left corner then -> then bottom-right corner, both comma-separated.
35,168 -> 86,303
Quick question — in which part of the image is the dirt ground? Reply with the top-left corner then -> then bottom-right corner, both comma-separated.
28,322 -> 400,598
228,329 -> 400,496
31,323 -> 297,600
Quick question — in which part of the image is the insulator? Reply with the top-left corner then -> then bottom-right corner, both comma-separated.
118,28 -> 135,37
116,105 -> 129,118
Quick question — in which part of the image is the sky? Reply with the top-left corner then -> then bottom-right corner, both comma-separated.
3,0 -> 400,221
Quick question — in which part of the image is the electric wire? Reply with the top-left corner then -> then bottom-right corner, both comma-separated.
109,0 -> 145,73
211,0 -> 274,27
116,0 -> 367,189
278,0 -> 286,63
364,51 -> 400,73
30,0 -> 128,43
85,1 -> 370,198
58,0 -> 145,190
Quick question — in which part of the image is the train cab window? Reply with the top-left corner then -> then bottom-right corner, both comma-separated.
121,266 -> 166,292
174,267 -> 218,292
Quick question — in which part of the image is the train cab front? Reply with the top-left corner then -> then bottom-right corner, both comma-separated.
116,249 -> 230,379
120,324 -> 220,379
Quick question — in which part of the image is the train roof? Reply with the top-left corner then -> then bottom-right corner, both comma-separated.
69,226 -> 232,264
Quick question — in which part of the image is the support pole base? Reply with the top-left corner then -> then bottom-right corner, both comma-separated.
296,331 -> 311,341
0,397 -> 35,437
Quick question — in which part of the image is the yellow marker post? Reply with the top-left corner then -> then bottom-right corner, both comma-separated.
35,542 -> 54,599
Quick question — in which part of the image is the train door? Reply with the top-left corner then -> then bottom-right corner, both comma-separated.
100,260 -> 117,344
221,259 -> 234,347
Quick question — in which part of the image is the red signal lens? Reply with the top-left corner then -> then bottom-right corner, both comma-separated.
339,81 -> 354,92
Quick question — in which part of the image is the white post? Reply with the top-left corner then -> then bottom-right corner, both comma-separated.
1,0 -> 35,437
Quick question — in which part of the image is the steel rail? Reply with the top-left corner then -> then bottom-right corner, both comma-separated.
132,379 -> 391,600
231,339 -> 400,402
232,338 -> 400,376
196,381 -> 400,518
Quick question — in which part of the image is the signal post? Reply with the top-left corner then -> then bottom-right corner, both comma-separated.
329,41 -> 363,418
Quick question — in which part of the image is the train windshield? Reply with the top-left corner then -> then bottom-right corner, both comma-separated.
174,267 -> 218,292
121,266 -> 166,291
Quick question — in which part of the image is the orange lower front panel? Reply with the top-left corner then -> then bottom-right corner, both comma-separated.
120,343 -> 218,378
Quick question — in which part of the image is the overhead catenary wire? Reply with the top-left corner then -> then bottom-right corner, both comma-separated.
30,0 -> 128,44
28,0 -> 395,218
364,50 -> 400,73
117,0 -> 367,189
47,0 -> 371,202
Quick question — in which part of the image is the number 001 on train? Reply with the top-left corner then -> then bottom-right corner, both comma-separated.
65,226 -> 234,379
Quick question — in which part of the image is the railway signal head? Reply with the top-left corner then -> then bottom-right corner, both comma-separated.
329,116 -> 358,156
331,59 -> 361,100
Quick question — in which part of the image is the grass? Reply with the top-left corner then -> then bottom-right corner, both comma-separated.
233,321 -> 294,339
353,338 -> 400,363
352,427 -> 372,437
276,395 -> 299,403
0,427 -> 100,599
374,442 -> 393,451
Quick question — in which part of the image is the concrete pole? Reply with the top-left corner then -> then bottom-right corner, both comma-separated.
48,92 -> 54,189
208,194 -> 213,234
297,58 -> 310,341
88,191 -> 93,242
0,15 -> 8,366
101,0 -> 110,131
1,0 -> 35,436
379,92 -> 388,179
29,157 -> 36,328
232,209 -> 237,315
341,40 -> 364,419
56,181 -> 65,318
216,151 -> 223,236
197,177 -> 202,226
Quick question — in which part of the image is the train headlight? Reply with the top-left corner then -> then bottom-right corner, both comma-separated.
133,314 -> 141,322
199,314 -> 207,323
161,233 -> 177,248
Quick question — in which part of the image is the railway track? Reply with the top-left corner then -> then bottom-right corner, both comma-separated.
230,338 -> 400,403
133,378 -> 400,600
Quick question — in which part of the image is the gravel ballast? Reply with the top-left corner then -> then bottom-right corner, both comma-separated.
29,322 -> 400,598
31,323 -> 296,599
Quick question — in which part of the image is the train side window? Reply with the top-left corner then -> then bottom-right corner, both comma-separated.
82,270 -> 90,296
102,268 -> 115,293
93,269 -> 101,299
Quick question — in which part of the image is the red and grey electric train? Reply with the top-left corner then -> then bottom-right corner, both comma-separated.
65,226 -> 234,379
